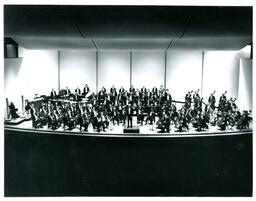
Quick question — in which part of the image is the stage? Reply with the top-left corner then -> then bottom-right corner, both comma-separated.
4,117 -> 253,137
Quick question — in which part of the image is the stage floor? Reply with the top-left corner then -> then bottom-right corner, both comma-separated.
5,117 -> 253,136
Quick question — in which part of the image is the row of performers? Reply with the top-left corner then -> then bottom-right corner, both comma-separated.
53,85 -> 236,115
28,96 -> 252,133
51,85 -> 172,104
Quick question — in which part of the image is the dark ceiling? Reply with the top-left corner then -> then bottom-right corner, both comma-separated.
4,5 -> 252,51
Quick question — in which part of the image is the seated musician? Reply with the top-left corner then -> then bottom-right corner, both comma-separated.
64,109 -> 75,130
111,107 -> 120,126
157,111 -> 170,133
30,105 -> 41,128
38,107 -> 47,126
51,110 -> 60,130
95,112 -> 104,132
145,105 -> 155,125
102,112 -> 109,130
74,91 -> 80,101
137,104 -> 144,126
195,112 -> 209,131
83,84 -> 90,95
237,110 -> 252,130
9,102 -> 20,119
77,112 -> 89,131
217,112 -> 229,131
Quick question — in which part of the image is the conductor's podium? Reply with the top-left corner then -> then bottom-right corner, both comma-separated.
123,126 -> 140,133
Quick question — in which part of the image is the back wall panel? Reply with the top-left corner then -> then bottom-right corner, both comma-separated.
98,51 -> 130,91
60,50 -> 96,92
132,51 -> 165,90
166,51 -> 202,101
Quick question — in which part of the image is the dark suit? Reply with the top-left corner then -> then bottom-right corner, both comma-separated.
50,91 -> 57,98
83,86 -> 90,95
126,105 -> 133,128
75,88 -> 81,95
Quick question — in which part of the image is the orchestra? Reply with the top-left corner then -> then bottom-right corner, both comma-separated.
21,85 -> 252,134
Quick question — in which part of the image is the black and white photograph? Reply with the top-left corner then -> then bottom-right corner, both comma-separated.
2,1 -> 254,197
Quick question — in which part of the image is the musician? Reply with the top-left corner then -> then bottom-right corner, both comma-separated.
51,109 -> 60,130
83,84 -> 90,95
177,112 -> 189,132
157,111 -> 170,133
218,112 -> 229,131
75,87 -> 81,95
218,91 -> 227,111
125,103 -> 134,128
208,91 -> 216,110
74,91 -> 80,101
237,110 -> 252,129
185,90 -> 192,108
9,102 -> 20,119
137,105 -> 144,126
129,85 -> 136,94
30,105 -> 41,128
96,112 -> 104,132
195,112 -> 209,131
145,106 -> 155,125
77,112 -> 89,131
98,87 -> 107,102
119,86 -> 125,94
111,107 -> 120,126
24,99 -> 31,117
38,107 -> 47,126
64,86 -> 71,97
141,86 -> 147,94
159,85 -> 165,94
193,90 -> 200,109
110,85 -> 117,94
152,86 -> 158,95
50,88 -> 57,98
102,112 -> 109,130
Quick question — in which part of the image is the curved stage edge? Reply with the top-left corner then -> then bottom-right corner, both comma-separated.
4,127 -> 252,197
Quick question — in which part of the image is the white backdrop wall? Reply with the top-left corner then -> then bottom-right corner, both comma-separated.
98,51 -> 130,91
5,47 -> 252,114
202,51 -> 240,103
4,48 -> 58,112
19,50 -> 59,99
59,50 -> 97,92
4,58 -> 23,113
238,58 -> 252,111
132,51 -> 165,89
166,51 -> 203,101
